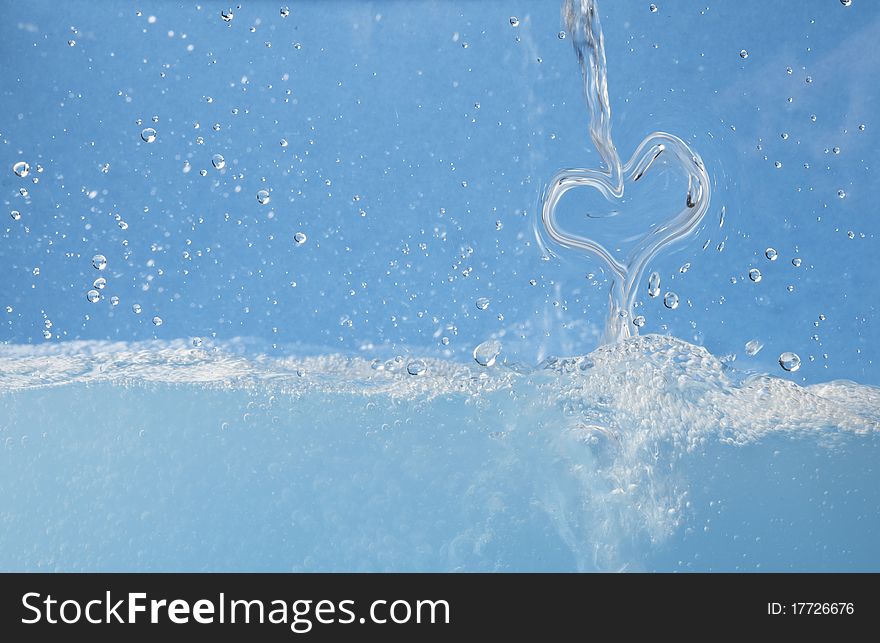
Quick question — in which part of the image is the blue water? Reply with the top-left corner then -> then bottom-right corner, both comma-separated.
1,2 -> 878,571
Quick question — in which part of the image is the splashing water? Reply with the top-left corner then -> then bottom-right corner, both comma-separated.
539,0 -> 711,343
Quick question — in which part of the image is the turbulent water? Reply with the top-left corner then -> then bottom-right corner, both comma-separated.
540,0 -> 711,342
1,336 -> 877,571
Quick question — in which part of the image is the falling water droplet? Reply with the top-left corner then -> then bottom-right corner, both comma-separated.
765,248 -> 778,261
748,268 -> 762,282
745,339 -> 764,356
12,161 -> 30,178
212,154 -> 226,169
293,231 -> 307,245
648,271 -> 661,298
140,127 -> 157,143
663,292 -> 679,309
475,297 -> 490,311
92,254 -> 107,270
473,340 -> 502,367
256,189 -> 271,204
779,351 -> 801,372
86,290 -> 101,303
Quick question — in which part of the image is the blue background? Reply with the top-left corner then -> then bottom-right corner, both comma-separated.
2,0 -> 878,385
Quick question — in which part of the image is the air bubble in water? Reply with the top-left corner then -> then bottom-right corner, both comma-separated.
132,303 -> 142,314
473,339 -> 501,367
650,4 -> 658,12
558,31 -> 566,39
212,154 -> 226,169
633,315 -> 646,328
745,339 -> 764,356
11,210 -> 21,221
509,16 -> 519,27
779,351 -> 801,372
280,138 -> 289,147
792,257 -> 802,267
406,360 -> 426,376
748,268 -> 762,282
221,8 -> 234,22
739,49 -> 749,59
13,161 -> 30,178
193,337 -> 203,347
42,330 -> 52,340
475,297 -> 490,311
110,296 -> 119,306
280,7 -> 290,18
841,0 -> 852,6
256,189 -> 271,205
648,271 -> 661,298
293,231 -> 307,245
93,277 -> 106,289
837,189 -> 846,199
140,127 -> 157,143
86,290 -> 101,303
92,254 -> 107,270
663,292 -> 679,309
765,248 -> 778,261
152,316 -> 163,326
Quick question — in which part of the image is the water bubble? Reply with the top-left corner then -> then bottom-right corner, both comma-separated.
140,127 -> 157,143
509,16 -> 519,27
745,339 -> 764,356
93,277 -> 106,290
837,189 -> 846,199
663,292 -> 679,309
780,132 -> 789,140
193,337 -> 203,347
221,8 -> 234,22
858,123 -> 865,131
765,248 -> 778,261
632,315 -> 646,328
529,279 -> 537,286
739,49 -> 749,59
786,66 -> 793,75
110,296 -> 119,306
256,189 -> 271,205
791,257 -> 802,267
650,4 -> 658,12
841,0 -> 852,6
10,210 -> 21,221
557,31 -> 566,39
748,268 -> 762,282
280,138 -> 289,147
211,153 -> 226,169
779,351 -> 801,372
473,339 -> 502,367
293,231 -> 307,245
92,254 -> 107,270
4,306 -> 12,313
475,297 -> 490,311
42,330 -> 52,340
132,303 -> 142,314
280,7 -> 290,18
152,316 -> 163,326
86,290 -> 101,303
648,271 -> 661,298
12,161 -> 30,178
847,230 -> 855,239
774,161 -> 782,169
406,360 -> 426,376
832,146 -> 840,155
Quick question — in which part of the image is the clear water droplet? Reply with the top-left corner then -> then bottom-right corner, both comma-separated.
406,360 -> 426,375
293,231 -> 307,245
748,268 -> 762,282
152,315 -> 163,326
93,277 -> 106,290
745,339 -> 764,356
211,153 -> 226,169
86,290 -> 101,303
256,189 -> 271,205
739,49 -> 749,59
140,127 -> 157,143
92,254 -> 107,270
473,340 -> 502,367
648,271 -> 661,297
779,351 -> 801,372
475,297 -> 490,311
663,291 -> 679,309
12,161 -> 30,178
765,248 -> 777,261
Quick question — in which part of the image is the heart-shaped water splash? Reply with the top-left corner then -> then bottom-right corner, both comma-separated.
539,0 -> 711,344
